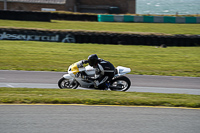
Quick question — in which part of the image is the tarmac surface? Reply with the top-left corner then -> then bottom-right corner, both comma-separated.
0,105 -> 200,133
1,70 -> 200,133
0,70 -> 200,95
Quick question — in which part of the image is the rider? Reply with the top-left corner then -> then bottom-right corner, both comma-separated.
77,54 -> 115,90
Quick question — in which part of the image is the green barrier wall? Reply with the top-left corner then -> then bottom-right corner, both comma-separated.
98,15 -> 114,22
98,15 -> 200,23
164,16 -> 176,23
185,17 -> 196,23
144,16 -> 154,23
124,15 -> 134,22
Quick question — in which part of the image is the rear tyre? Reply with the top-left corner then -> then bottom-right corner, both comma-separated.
58,77 -> 79,89
109,76 -> 131,91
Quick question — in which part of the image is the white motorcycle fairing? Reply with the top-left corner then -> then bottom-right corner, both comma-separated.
63,73 -> 73,79
115,66 -> 131,77
84,65 -> 95,76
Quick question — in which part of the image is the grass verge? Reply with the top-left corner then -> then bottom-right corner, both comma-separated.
0,88 -> 200,108
0,40 -> 200,77
0,19 -> 200,35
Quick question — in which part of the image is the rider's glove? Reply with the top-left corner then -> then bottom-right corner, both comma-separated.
82,60 -> 89,64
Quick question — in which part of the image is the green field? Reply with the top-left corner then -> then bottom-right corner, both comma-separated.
0,19 -> 200,35
1,88 -> 200,108
0,40 -> 200,77
0,19 -> 200,107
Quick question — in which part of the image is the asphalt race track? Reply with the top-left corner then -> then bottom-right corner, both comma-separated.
0,105 -> 200,133
1,71 -> 200,133
0,70 -> 200,95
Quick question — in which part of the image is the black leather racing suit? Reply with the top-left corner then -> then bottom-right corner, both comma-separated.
79,59 -> 115,89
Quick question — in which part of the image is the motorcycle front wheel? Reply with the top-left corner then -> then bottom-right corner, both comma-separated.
58,77 -> 79,89
109,76 -> 131,91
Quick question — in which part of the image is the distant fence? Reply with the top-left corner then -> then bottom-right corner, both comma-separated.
51,12 -> 97,21
1,10 -> 200,23
98,15 -> 200,23
0,10 -> 97,21
0,28 -> 199,46
0,10 -> 51,22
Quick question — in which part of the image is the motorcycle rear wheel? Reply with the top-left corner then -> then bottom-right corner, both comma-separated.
109,76 -> 131,91
58,77 -> 79,89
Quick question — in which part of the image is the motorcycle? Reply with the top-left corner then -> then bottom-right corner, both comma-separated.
58,63 -> 131,91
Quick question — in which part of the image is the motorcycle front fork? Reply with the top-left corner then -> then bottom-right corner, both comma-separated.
69,79 -> 75,86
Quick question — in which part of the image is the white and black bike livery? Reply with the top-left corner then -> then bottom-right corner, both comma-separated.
58,63 -> 131,91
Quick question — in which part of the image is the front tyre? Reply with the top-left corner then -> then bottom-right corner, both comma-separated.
109,76 -> 131,91
58,77 -> 79,89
